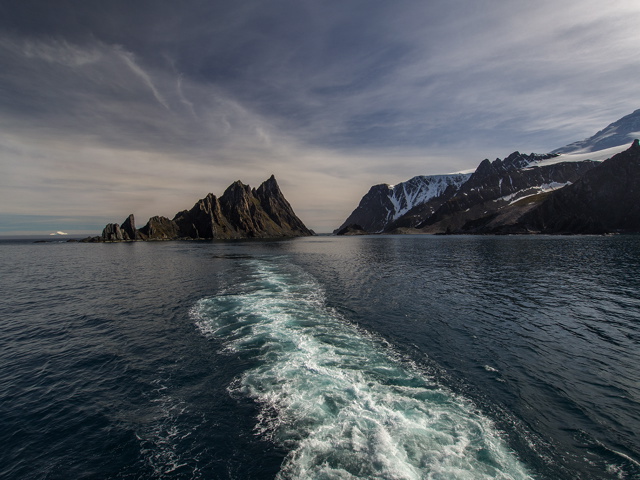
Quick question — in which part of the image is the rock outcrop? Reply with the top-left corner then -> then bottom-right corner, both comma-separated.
137,216 -> 181,240
100,213 -> 136,241
84,176 -> 312,242
121,214 -> 137,240
521,139 -> 640,234
335,224 -> 368,236
101,223 -> 124,241
171,175 -> 313,240
336,108 -> 640,236
417,153 -> 598,234
254,175 -> 313,236
335,174 -> 470,233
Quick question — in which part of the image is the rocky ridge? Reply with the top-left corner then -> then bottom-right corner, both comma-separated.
84,175 -> 313,242
337,108 -> 640,236
521,139 -> 640,234
415,152 -> 598,234
335,174 -> 470,233
337,151 -> 600,235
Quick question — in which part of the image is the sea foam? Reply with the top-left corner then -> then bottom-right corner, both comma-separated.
192,258 -> 532,479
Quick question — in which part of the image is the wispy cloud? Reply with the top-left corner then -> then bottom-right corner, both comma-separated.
1,1 -> 640,233
118,48 -> 171,111
176,74 -> 197,118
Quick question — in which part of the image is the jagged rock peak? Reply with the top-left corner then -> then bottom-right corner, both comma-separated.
220,180 -> 253,209
100,214 -> 136,241
121,214 -> 136,240
138,216 -> 180,240
475,152 -> 559,178
255,174 -> 281,195
86,176 -> 312,242
520,139 -> 640,233
254,175 -> 314,236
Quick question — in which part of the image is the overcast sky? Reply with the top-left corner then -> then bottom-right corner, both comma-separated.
2,0 -> 640,234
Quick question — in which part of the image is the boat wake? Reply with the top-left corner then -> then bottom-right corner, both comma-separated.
192,258 -> 532,479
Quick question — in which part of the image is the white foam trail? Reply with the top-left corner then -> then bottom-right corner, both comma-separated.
192,259 -> 533,479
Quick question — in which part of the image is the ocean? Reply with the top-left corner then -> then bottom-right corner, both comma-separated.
1,235 -> 638,479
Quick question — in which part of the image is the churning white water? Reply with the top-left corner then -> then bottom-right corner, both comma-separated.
192,258 -> 532,480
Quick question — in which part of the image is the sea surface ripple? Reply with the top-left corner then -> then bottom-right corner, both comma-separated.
0,235 -> 639,479
192,258 -> 532,479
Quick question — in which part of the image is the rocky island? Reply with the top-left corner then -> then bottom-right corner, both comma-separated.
83,175 -> 313,242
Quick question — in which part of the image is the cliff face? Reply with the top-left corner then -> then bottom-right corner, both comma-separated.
86,176 -> 312,242
336,174 -> 470,233
138,216 -> 181,240
521,139 -> 640,234
443,140 -> 640,235
337,149 -> 600,235
172,193 -> 233,239
254,175 -> 313,235
418,156 -> 598,234
172,176 -> 313,239
101,214 -> 138,241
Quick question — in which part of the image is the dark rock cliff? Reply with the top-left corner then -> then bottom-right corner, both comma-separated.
172,176 -> 313,240
521,140 -> 640,234
85,176 -> 312,242
173,192 -> 235,239
418,155 -> 598,233
100,214 -> 137,241
336,174 -> 470,234
254,175 -> 312,236
121,214 -> 137,240
138,216 -> 181,240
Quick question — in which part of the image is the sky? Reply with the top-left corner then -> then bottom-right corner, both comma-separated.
1,0 -> 640,234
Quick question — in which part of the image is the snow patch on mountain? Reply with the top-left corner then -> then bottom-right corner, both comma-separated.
532,143 -> 631,167
335,173 -> 471,233
553,109 -> 640,154
498,182 -> 571,205
385,174 -> 471,223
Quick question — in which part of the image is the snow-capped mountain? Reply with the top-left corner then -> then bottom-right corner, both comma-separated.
552,109 -> 640,154
415,151 -> 597,233
337,150 -> 597,234
336,109 -> 640,235
335,174 -> 470,233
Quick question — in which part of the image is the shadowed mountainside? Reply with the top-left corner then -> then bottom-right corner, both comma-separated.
85,175 -> 313,242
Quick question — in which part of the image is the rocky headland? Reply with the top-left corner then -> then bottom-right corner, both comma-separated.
83,175 -> 313,242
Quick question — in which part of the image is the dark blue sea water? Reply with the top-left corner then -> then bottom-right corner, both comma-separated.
1,235 -> 639,479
